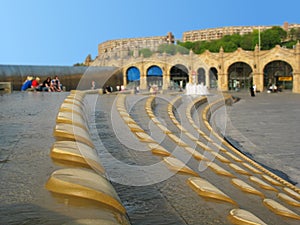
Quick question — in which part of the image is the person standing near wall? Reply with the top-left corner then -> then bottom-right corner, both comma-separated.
91,80 -> 96,90
250,85 -> 255,97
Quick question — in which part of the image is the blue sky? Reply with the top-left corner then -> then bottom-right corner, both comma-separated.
0,0 -> 299,66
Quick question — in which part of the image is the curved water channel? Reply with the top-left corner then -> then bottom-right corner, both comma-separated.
0,91 -> 299,224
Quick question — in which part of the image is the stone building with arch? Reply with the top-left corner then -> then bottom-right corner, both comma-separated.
87,22 -> 300,93
92,41 -> 300,93
198,42 -> 300,93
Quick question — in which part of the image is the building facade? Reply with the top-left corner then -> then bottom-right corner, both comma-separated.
88,22 -> 300,93
182,22 -> 300,42
91,42 -> 300,93
97,32 -> 174,57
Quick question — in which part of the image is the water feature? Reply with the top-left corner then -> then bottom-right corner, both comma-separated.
185,82 -> 209,95
1,90 -> 300,224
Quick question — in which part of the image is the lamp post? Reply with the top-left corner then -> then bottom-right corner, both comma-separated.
258,26 -> 261,51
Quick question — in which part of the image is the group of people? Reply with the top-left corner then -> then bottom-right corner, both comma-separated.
267,84 -> 281,93
21,76 -> 63,92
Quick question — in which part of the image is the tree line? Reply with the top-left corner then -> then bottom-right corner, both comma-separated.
177,26 -> 300,54
139,26 -> 300,57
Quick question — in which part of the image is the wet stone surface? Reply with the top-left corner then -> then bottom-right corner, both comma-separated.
0,92 -> 68,224
1,91 -> 300,225
214,91 -> 300,187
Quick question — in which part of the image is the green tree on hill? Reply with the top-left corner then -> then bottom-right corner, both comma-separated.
157,43 -> 189,55
294,28 -> 300,39
177,26 -> 295,53
177,41 -> 194,50
260,26 -> 287,50
240,33 -> 255,50
157,44 -> 177,55
139,48 -> 152,58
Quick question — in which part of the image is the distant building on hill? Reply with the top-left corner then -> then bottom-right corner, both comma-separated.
83,22 -> 300,66
97,32 -> 174,57
182,22 -> 300,42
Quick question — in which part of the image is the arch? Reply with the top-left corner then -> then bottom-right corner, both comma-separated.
147,65 -> 163,88
227,62 -> 252,91
170,64 -> 189,89
126,66 -> 140,86
263,60 -> 293,90
209,67 -> 218,88
147,65 -> 163,76
197,67 -> 206,85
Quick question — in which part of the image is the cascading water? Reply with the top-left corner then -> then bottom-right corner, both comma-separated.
185,82 -> 210,95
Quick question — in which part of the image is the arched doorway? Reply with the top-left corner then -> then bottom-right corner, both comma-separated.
263,60 -> 293,90
197,68 -> 206,85
126,67 -> 140,88
228,62 -> 252,91
170,64 -> 189,89
147,65 -> 163,88
209,67 -> 218,88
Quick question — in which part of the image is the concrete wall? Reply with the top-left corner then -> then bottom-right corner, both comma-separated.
0,65 -> 117,91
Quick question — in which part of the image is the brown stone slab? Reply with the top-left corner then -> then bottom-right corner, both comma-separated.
45,168 -> 126,215
206,162 -> 235,177
127,123 -> 144,133
261,174 -> 282,186
63,218 -> 128,225
148,143 -> 171,157
121,115 -> 136,124
134,132 -> 156,143
283,187 -> 300,201
156,123 -> 172,134
249,176 -> 278,192
53,123 -> 94,148
56,111 -> 88,132
187,177 -> 237,205
163,157 -> 199,177
263,198 -> 300,220
242,163 -> 262,174
209,151 -> 231,163
231,178 -> 264,198
184,147 -> 209,161
168,134 -> 188,147
229,163 -> 252,176
228,208 -> 267,225
51,141 -> 105,175
184,132 -> 199,141
224,151 -> 243,162
277,193 -> 300,207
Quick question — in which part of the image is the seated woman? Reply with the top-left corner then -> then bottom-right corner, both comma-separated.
51,76 -> 62,92
41,77 -> 52,92
31,77 -> 41,91
50,79 -> 57,92
268,84 -> 277,92
21,76 -> 33,91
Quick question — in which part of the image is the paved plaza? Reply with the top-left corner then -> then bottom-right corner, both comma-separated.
0,90 -> 299,224
222,90 -> 300,187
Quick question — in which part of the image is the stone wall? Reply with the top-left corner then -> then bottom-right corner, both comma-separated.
90,42 -> 300,93
98,32 -> 174,56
